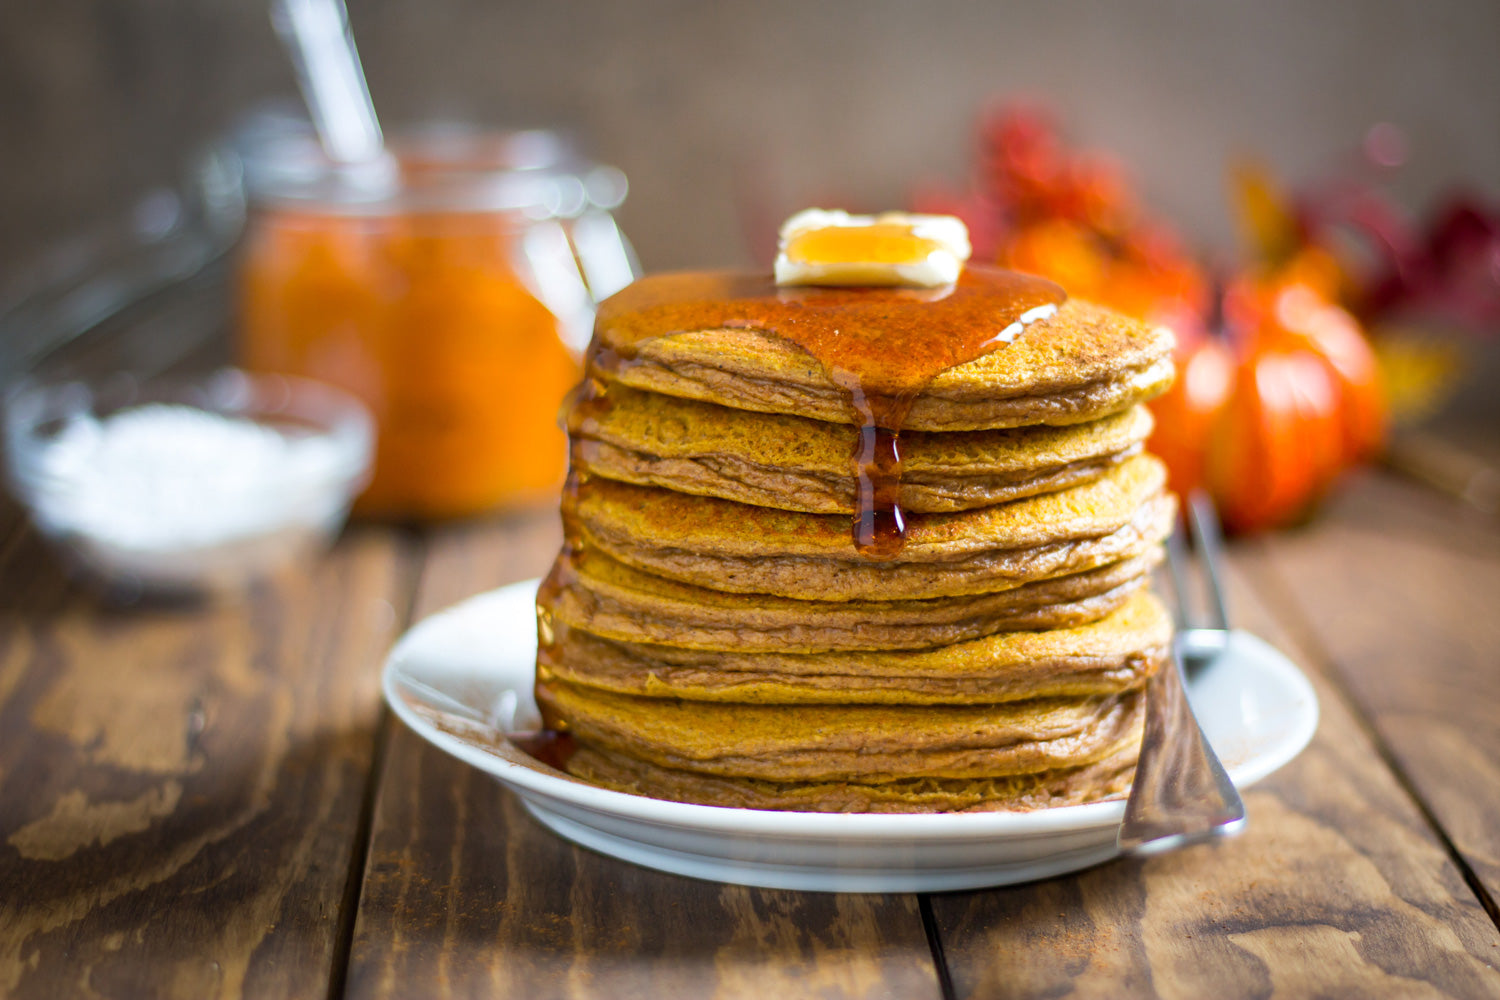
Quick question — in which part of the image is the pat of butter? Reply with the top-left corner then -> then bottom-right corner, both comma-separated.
774,209 -> 972,288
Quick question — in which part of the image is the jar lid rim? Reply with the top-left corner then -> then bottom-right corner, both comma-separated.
235,116 -> 626,217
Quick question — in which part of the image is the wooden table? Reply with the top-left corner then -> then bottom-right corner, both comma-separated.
2,419 -> 1499,997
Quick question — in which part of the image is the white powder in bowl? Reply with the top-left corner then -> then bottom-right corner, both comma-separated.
32,403 -> 353,591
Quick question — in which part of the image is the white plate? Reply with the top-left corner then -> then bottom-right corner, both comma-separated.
383,579 -> 1319,893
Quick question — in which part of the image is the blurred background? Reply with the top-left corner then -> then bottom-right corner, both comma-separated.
4,0 -> 1499,273
1,0 -> 1496,584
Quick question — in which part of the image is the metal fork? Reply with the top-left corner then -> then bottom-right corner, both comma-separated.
1117,491 -> 1247,855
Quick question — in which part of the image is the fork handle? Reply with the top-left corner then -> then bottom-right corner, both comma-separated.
1117,649 -> 1247,854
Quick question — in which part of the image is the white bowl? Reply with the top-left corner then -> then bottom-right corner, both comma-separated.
5,368 -> 372,597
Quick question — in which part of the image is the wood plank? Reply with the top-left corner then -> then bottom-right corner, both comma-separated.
345,510 -> 942,1000
928,546 -> 1500,999
1246,471 -> 1500,908
1299,469 -> 1500,557
0,517 -> 411,998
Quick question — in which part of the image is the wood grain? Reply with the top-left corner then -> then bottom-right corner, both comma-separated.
344,510 -> 942,1000
0,513 -> 412,999
1246,472 -> 1500,909
927,533 -> 1500,999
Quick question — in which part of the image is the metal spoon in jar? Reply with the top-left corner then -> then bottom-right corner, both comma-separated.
269,0 -> 398,191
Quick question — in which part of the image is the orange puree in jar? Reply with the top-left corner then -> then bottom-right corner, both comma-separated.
232,124 -> 618,519
240,209 -> 577,517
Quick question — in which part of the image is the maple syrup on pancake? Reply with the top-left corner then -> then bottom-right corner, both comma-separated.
585,266 -> 1065,557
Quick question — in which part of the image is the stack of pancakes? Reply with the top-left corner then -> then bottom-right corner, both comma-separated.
535,280 -> 1176,813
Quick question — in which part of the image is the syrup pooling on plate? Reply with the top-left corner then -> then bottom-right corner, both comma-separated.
509,729 -> 578,771
587,267 -> 1066,557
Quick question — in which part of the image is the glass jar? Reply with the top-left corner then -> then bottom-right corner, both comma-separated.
234,115 -> 637,519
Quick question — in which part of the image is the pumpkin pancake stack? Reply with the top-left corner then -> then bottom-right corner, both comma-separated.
534,211 -> 1176,813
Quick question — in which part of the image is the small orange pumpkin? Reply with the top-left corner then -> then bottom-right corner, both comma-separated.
1147,335 -> 1233,500
1149,274 -> 1387,533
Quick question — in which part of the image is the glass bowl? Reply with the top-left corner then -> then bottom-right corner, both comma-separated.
4,368 -> 373,598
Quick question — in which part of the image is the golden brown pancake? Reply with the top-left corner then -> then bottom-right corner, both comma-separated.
537,680 -> 1145,782
571,454 -> 1172,601
540,589 -> 1169,705
568,384 -> 1154,514
591,290 -> 1174,431
567,739 -> 1140,813
541,546 -> 1162,652
536,265 -> 1177,813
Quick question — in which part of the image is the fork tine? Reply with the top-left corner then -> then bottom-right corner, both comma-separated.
1186,490 -> 1231,631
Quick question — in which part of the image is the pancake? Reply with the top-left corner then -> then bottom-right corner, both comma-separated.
537,680 -> 1145,782
540,589 -> 1169,705
592,281 -> 1175,431
541,546 -> 1162,651
571,454 -> 1173,600
567,738 -> 1139,813
535,257 -> 1178,814
568,384 -> 1154,514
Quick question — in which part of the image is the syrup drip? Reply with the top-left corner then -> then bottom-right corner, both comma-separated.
587,266 -> 1065,557
851,420 -> 904,557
